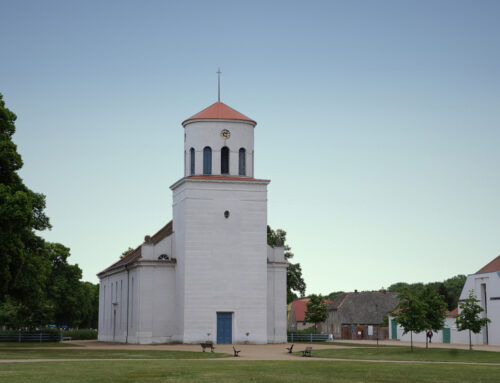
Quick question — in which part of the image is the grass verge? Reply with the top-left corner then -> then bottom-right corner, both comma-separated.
0,360 -> 499,383
0,342 -> 82,348
0,349 -> 229,360
309,346 -> 500,363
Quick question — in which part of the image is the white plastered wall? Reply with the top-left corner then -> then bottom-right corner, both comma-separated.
184,120 -> 255,177
171,178 -> 269,344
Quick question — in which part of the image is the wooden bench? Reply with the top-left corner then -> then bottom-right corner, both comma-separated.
301,346 -> 312,357
286,344 -> 294,353
232,345 -> 241,357
200,341 -> 215,352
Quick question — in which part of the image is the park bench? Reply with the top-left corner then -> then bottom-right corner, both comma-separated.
200,341 -> 215,352
286,344 -> 294,353
61,336 -> 72,341
232,345 -> 241,357
301,346 -> 312,357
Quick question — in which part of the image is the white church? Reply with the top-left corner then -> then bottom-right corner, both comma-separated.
97,100 -> 288,344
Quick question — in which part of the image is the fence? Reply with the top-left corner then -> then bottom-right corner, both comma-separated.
0,332 -> 60,343
287,333 -> 329,342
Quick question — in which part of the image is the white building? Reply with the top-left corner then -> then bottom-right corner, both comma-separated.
457,255 -> 500,346
389,255 -> 500,346
97,101 -> 288,344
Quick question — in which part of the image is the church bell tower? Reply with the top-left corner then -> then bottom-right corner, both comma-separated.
170,100 -> 273,344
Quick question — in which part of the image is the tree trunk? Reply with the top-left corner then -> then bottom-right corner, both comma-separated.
410,331 -> 413,352
425,330 -> 428,349
469,329 -> 472,351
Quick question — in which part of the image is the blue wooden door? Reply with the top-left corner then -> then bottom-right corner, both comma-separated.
217,312 -> 232,344
391,319 -> 398,340
442,328 -> 450,343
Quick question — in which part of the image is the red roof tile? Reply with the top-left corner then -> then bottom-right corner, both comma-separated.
292,298 -> 331,322
476,255 -> 500,274
446,308 -> 458,317
182,102 -> 256,126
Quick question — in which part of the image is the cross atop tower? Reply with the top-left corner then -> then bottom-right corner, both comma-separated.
217,68 -> 222,102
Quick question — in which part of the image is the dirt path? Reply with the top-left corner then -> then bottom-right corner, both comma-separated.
1,341 -> 500,365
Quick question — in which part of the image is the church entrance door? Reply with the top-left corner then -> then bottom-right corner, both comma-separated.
216,312 -> 232,344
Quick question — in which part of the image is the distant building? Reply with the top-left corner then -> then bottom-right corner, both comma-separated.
326,290 -> 399,340
288,298 -> 331,332
457,255 -> 500,346
389,255 -> 500,346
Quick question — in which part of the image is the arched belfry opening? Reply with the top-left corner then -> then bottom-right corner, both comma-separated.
239,148 -> 246,176
203,147 -> 212,175
190,148 -> 195,176
221,146 -> 229,174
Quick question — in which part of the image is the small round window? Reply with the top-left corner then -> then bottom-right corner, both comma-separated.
224,210 -> 230,219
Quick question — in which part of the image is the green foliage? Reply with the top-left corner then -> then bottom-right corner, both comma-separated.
393,287 -> 447,350
326,291 -> 344,301
121,247 -> 135,259
0,93 -> 98,330
267,225 -> 306,303
456,290 -> 491,350
392,289 -> 427,351
305,294 -> 328,333
388,275 -> 466,311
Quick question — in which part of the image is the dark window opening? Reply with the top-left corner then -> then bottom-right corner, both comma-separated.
203,147 -> 212,175
190,148 -> 195,175
239,148 -> 246,176
221,146 -> 230,174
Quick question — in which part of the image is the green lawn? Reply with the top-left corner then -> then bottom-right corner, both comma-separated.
0,349 -> 229,360
0,360 -> 499,383
0,342 -> 82,348
308,346 -> 500,363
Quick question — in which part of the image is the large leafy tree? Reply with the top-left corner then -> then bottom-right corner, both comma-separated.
388,275 -> 466,311
392,289 -> 427,351
420,285 -> 447,349
0,93 -> 51,294
456,290 -> 491,351
267,226 -> 306,303
0,93 -> 98,329
305,294 -> 328,333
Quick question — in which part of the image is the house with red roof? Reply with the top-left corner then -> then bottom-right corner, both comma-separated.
288,298 -> 331,332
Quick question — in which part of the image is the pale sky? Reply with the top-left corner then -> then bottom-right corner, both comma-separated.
1,0 -> 499,295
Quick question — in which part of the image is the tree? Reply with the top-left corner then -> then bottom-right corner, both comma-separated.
304,294 -> 328,334
121,247 -> 135,259
0,93 -> 51,295
267,226 -> 306,303
442,275 -> 466,310
456,290 -> 491,351
0,93 -> 99,329
420,285 -> 447,349
326,291 -> 344,301
392,289 -> 427,351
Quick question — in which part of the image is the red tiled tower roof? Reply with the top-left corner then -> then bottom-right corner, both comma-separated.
182,102 -> 256,126
476,255 -> 500,274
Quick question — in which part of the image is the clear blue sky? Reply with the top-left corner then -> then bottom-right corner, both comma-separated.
1,0 -> 499,294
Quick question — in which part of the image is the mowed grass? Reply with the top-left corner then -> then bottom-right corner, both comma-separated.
0,360 -> 499,383
0,348 -> 229,360
309,346 -> 500,363
0,342 -> 82,348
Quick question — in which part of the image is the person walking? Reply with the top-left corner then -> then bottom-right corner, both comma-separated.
426,330 -> 433,343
